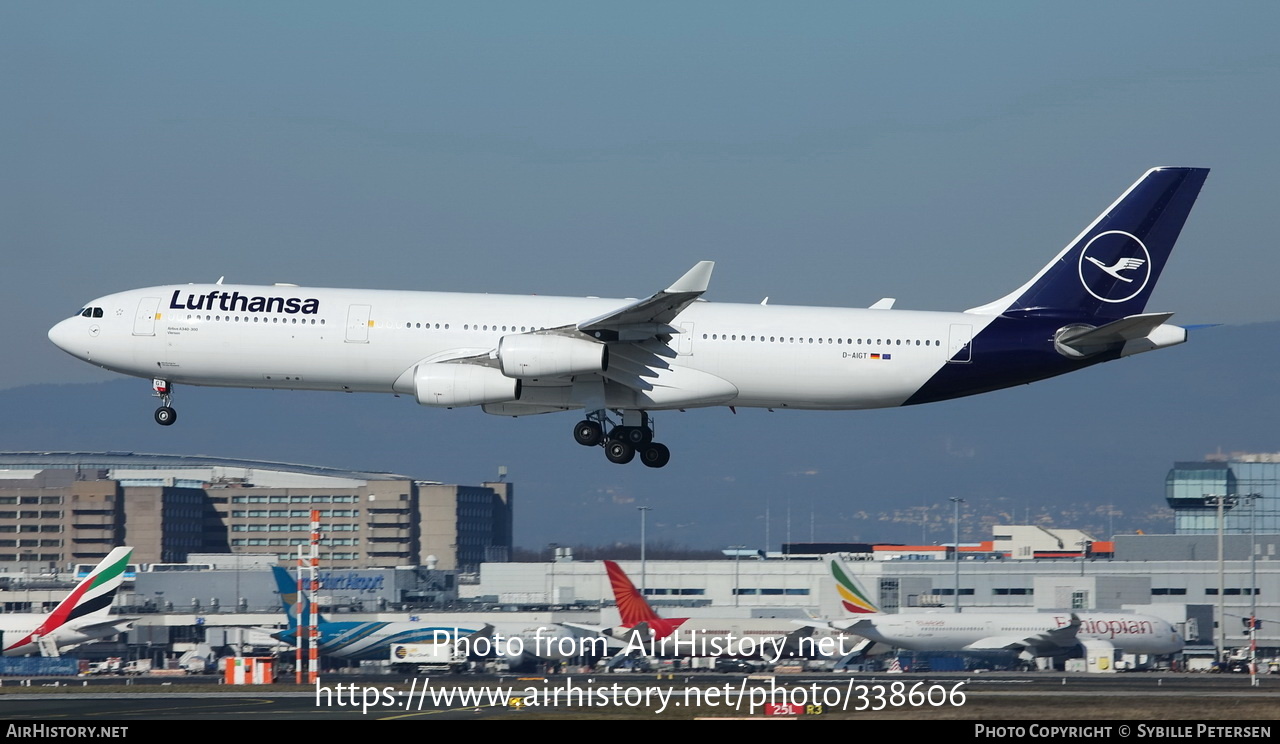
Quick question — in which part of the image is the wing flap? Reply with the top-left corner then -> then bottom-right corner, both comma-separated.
600,368 -> 655,391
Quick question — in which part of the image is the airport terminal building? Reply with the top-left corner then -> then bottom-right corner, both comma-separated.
0,452 -> 512,572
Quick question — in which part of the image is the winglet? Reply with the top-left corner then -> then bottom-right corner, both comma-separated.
665,261 -> 714,294
578,261 -> 716,333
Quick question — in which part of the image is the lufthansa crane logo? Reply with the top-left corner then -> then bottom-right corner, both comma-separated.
1077,230 -> 1151,303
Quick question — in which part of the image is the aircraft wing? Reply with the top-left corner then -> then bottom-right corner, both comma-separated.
577,262 -> 714,336
825,618 -> 876,634
561,262 -> 715,392
558,622 -> 632,651
71,617 -> 136,634
778,625 -> 816,658
963,614 -> 1082,655
397,264 -> 712,393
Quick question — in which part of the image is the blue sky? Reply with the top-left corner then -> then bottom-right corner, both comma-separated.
3,3 -> 1279,549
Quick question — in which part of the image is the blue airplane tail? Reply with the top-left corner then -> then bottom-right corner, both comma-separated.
272,565 -> 324,630
969,167 -> 1209,320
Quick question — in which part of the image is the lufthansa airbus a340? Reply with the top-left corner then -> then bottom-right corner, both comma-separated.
49,167 -> 1208,468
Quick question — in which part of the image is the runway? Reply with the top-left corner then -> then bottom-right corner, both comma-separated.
1,672 -> 1277,721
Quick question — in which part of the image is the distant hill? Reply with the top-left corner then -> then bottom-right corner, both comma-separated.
7,321 -> 1277,549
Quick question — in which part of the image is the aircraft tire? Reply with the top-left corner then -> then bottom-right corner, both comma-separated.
573,420 -> 602,446
605,440 -> 635,464
640,443 -> 670,469
154,406 -> 177,426
611,425 -> 650,445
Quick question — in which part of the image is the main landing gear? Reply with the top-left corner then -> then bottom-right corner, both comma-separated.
152,379 -> 177,426
573,411 -> 671,468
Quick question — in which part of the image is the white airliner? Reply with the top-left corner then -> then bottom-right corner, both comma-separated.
1,547 -> 135,656
814,560 -> 1184,661
564,560 -> 832,665
268,567 -> 595,669
48,168 -> 1209,467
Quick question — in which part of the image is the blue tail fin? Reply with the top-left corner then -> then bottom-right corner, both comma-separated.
969,167 -> 1208,319
271,565 -> 316,629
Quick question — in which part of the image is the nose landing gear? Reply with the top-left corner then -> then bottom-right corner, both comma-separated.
152,379 -> 177,426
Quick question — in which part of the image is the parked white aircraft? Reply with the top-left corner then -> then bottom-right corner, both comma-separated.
1,547 -> 135,656
48,168 -> 1208,467
564,560 -> 827,664
268,567 -> 601,670
811,559 -> 1184,660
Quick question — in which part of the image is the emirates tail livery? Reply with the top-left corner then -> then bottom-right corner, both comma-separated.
1,547 -> 134,656
49,168 -> 1208,468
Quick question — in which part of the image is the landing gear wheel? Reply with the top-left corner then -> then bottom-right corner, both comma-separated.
605,440 -> 635,464
640,443 -> 670,469
573,420 -> 603,447
154,406 -> 177,426
611,426 -> 651,445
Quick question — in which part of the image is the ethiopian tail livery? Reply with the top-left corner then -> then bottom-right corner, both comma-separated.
49,168 -> 1209,468
812,559 -> 1184,660
1,547 -> 134,656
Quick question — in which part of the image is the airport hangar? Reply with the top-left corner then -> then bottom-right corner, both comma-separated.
0,451 -> 1276,665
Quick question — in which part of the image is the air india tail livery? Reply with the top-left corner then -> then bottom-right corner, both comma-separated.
604,559 -> 688,640
49,168 -> 1209,467
1,547 -> 135,656
579,561 -> 824,663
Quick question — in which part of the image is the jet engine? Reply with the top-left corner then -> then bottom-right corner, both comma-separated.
498,334 -> 608,379
414,363 -> 520,407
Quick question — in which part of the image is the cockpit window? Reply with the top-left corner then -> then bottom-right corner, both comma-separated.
79,307 -> 103,318
93,307 -> 103,318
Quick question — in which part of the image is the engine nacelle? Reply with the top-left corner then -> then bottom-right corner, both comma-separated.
414,363 -> 520,408
498,334 -> 608,379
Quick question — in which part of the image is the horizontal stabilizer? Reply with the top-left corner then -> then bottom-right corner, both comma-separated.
1054,312 -> 1184,359
869,298 -> 895,310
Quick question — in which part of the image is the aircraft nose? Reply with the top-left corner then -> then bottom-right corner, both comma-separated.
48,318 -> 90,359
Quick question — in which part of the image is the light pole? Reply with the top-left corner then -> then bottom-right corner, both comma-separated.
949,498 -> 964,613
1203,494 -> 1236,664
1245,493 -> 1261,687
547,542 -> 558,607
637,507 -> 651,599
728,545 -> 746,607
